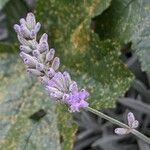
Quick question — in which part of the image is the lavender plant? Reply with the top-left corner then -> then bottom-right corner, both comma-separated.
14,12 -> 89,113
14,13 -> 150,145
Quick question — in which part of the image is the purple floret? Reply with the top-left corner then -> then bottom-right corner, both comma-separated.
47,72 -> 89,112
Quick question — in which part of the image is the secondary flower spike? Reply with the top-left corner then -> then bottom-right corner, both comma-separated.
115,112 -> 139,135
14,12 -> 89,112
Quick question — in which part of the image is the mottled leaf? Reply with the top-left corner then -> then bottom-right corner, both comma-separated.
0,52 -> 61,150
36,1 -> 133,149
36,0 -> 133,110
95,0 -> 150,72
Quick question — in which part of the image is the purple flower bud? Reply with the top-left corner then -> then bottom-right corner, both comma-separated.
131,120 -> 139,129
30,29 -> 36,39
68,90 -> 89,105
50,92 -> 63,99
20,52 -> 38,67
38,41 -> 49,53
26,12 -> 36,29
46,86 -> 63,99
48,80 -> 58,88
40,33 -> 48,43
70,100 -> 89,112
115,128 -> 129,135
52,72 -> 67,91
17,35 -> 31,46
46,86 -> 62,94
46,48 -> 55,62
20,51 -> 29,59
69,81 -> 78,93
20,51 -> 36,60
14,24 -> 21,35
24,58 -> 36,68
20,18 -> 26,25
79,89 -> 90,99
32,50 -> 40,58
23,56 -> 38,68
34,22 -> 41,33
39,75 -> 49,85
47,67 -> 56,77
20,45 -> 32,53
36,63 -> 45,71
63,71 -> 72,87
20,24 -> 31,38
48,73 -> 64,91
27,69 -> 43,76
127,112 -> 135,128
51,57 -> 60,71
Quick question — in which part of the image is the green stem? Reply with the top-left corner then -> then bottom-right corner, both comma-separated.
131,129 -> 150,144
85,106 -> 150,145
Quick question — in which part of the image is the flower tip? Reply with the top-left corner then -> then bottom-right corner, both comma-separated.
13,24 -> 20,33
35,22 -> 41,33
114,128 -> 129,135
19,51 -> 25,58
131,120 -> 139,129
40,33 -> 48,42
13,24 -> 18,29
27,12 -> 34,17
128,112 -> 134,117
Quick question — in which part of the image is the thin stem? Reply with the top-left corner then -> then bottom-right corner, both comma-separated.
131,129 -> 150,144
85,106 -> 150,145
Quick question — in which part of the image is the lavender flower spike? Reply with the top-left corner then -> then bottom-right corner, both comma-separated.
46,71 -> 89,112
14,12 -> 60,79
14,12 -> 89,112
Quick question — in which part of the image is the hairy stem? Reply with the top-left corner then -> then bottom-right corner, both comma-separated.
85,106 -> 150,144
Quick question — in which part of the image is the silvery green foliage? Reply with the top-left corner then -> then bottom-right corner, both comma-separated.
14,13 -> 89,112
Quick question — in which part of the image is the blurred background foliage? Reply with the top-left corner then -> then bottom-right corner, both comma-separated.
0,0 -> 150,150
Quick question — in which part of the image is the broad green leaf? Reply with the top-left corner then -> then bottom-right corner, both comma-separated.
0,52 -> 61,150
36,0 -> 133,109
94,0 -> 150,72
0,0 -> 9,10
36,1 -> 133,149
